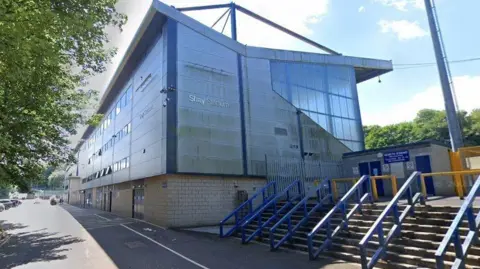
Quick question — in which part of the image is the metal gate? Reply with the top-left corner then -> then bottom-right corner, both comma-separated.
266,157 -> 344,195
132,188 -> 145,220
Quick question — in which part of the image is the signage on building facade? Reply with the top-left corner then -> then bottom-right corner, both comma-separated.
383,150 -> 410,164
189,94 -> 230,108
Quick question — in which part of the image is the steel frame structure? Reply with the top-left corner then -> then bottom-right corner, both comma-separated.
175,2 -> 340,55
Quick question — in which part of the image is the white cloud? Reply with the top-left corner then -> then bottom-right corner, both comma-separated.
362,75 -> 480,126
374,0 -> 425,11
359,6 -> 366,12
378,20 -> 428,40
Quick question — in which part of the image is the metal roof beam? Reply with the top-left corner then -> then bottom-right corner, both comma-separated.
234,4 -> 341,55
175,4 -> 231,12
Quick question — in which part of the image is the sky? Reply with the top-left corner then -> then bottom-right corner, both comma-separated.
90,0 -> 480,128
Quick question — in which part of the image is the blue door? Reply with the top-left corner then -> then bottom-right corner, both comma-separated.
369,161 -> 384,197
415,155 -> 435,195
359,162 -> 370,194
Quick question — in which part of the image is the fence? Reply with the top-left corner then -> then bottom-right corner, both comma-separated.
265,156 -> 344,194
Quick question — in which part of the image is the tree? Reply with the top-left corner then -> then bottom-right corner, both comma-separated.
364,109 -> 480,149
0,0 -> 126,190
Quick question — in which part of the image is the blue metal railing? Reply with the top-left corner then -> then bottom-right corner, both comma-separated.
307,175 -> 372,260
219,181 -> 276,237
241,180 -> 303,244
435,176 -> 480,269
359,171 -> 424,269
270,178 -> 333,250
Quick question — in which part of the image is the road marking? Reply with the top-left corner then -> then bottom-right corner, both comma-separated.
121,224 -> 209,269
135,219 -> 166,230
95,214 -> 111,221
86,222 -> 135,231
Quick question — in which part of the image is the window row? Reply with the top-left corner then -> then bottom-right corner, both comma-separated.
87,122 -> 132,164
273,82 -> 358,121
86,86 -> 133,149
81,157 -> 130,184
303,111 -> 363,146
270,61 -> 355,99
113,157 -> 130,172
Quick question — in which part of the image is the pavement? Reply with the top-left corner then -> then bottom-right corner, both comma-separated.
0,199 -> 359,269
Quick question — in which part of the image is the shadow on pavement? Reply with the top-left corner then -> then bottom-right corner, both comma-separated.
0,221 -> 84,269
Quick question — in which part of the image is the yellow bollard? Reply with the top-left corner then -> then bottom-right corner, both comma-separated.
420,175 -> 427,197
391,175 -> 398,196
371,177 -> 378,201
332,180 -> 338,201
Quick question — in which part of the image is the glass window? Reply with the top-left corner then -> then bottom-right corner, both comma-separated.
127,123 -> 132,134
317,114 -> 329,131
350,121 -> 361,141
121,159 -> 126,169
126,157 -> 130,168
126,87 -> 133,101
123,125 -> 128,135
315,91 -> 327,114
342,119 -> 352,140
333,117 -> 344,139
116,102 -> 121,115
307,89 -> 317,112
297,87 -> 309,110
330,95 -> 341,117
339,97 -> 349,119
347,99 -> 356,119
291,86 -> 299,107
121,93 -> 127,107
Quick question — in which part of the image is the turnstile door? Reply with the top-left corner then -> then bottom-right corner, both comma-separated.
132,189 -> 145,220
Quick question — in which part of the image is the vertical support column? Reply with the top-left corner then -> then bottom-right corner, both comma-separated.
296,110 -> 305,160
424,0 -> 463,151
165,19 -> 178,173
231,3 -> 247,175
230,3 -> 237,40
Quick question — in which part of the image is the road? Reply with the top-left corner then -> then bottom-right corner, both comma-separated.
0,200 -> 359,269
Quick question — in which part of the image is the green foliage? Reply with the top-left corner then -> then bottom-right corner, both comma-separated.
364,109 -> 480,149
0,0 -> 125,189
87,114 -> 105,127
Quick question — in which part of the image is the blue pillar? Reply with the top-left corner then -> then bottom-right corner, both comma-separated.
230,3 -> 237,40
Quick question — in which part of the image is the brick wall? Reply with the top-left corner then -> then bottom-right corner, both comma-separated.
165,175 -> 266,227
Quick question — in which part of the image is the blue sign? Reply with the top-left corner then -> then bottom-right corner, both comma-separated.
383,150 -> 410,164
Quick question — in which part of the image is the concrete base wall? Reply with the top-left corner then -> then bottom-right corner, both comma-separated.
166,175 -> 266,227
81,174 -> 266,228
111,182 -> 132,218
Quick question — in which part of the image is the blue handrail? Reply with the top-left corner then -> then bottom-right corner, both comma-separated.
435,175 -> 480,269
219,181 -> 277,237
307,175 -> 372,260
241,180 -> 303,244
270,178 -> 332,250
359,171 -> 424,269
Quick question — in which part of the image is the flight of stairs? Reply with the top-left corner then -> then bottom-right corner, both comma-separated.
236,200 -> 480,268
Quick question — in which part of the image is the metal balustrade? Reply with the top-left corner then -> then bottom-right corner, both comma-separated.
435,175 -> 480,269
219,181 -> 276,237
307,175 -> 372,260
241,180 -> 303,244
269,178 -> 332,250
359,171 -> 425,269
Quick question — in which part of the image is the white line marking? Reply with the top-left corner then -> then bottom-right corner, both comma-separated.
86,222 -> 135,230
135,219 -> 166,230
121,224 -> 209,269
95,214 -> 111,221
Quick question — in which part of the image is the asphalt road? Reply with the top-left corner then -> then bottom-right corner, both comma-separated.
0,200 -> 359,269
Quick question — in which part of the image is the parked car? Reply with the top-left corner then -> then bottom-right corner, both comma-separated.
0,203 -> 5,212
0,199 -> 14,209
11,199 -> 21,206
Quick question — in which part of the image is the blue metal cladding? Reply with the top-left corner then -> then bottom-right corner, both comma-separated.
166,18 -> 178,173
270,61 -> 364,151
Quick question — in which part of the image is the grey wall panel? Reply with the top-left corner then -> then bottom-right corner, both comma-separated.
129,28 -> 166,179
112,169 -> 130,185
243,57 -> 302,175
176,24 -> 243,175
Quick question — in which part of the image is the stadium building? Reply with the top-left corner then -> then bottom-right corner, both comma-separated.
71,1 -> 392,227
